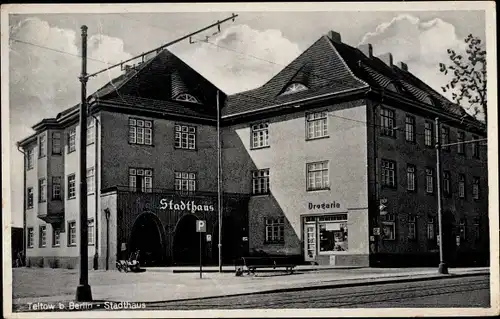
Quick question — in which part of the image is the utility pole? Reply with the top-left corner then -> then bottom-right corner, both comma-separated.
217,89 -> 223,273
76,25 -> 92,301
435,117 -> 448,275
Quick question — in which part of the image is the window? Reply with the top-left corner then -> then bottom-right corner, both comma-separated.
441,126 -> 450,150
68,128 -> 76,153
52,177 -> 62,200
174,124 -> 196,149
459,174 -> 466,198
39,225 -> 47,247
88,219 -> 94,245
457,131 -> 465,154
265,217 -> 284,244
381,160 -> 396,188
382,221 -> 395,240
129,168 -> 153,193
27,228 -> 34,248
175,93 -> 200,103
459,219 -> 466,240
425,168 -> 434,193
283,83 -> 308,95
380,108 -> 396,137
38,178 -> 47,203
27,187 -> 34,209
306,111 -> 328,139
52,227 -> 60,247
408,215 -> 416,240
129,118 -> 153,145
68,221 -> 77,246
424,121 -> 434,147
39,134 -> 46,158
427,217 -> 435,240
405,115 -> 415,142
318,217 -> 348,252
27,148 -> 34,170
472,177 -> 480,200
443,171 -> 451,197
306,161 -> 329,191
251,123 -> 269,149
87,117 -> 95,145
87,167 -> 95,194
52,132 -> 62,155
67,174 -> 76,199
472,136 -> 480,159
252,169 -> 270,195
175,171 -> 196,192
406,165 -> 416,191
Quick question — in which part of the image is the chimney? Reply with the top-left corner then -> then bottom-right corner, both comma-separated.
327,30 -> 342,43
399,61 -> 408,71
358,43 -> 373,58
378,53 -> 393,67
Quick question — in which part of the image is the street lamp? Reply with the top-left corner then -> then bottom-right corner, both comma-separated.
435,117 -> 448,275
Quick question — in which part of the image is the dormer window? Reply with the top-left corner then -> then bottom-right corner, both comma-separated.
282,83 -> 308,95
423,96 -> 434,106
175,93 -> 200,104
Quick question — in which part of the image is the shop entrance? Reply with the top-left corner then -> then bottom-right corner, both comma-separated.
129,213 -> 166,266
172,214 -> 206,265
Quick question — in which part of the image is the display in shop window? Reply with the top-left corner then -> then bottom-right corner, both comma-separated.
319,222 -> 348,252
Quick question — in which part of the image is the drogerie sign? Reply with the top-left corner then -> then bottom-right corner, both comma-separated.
308,201 -> 341,210
159,199 -> 215,213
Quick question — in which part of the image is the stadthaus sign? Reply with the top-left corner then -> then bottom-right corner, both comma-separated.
159,199 -> 215,214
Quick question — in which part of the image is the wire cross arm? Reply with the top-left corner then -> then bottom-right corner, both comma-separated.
86,13 -> 238,79
440,138 -> 487,147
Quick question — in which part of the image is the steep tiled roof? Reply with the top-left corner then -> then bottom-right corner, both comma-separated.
223,36 -> 369,117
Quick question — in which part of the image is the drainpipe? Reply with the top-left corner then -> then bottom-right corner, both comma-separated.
104,208 -> 110,270
17,144 -> 27,266
91,115 -> 99,270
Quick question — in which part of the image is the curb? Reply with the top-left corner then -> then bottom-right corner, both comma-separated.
168,266 -> 364,273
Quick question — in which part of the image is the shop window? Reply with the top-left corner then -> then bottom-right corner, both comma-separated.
252,169 -> 269,195
27,148 -> 34,170
67,127 -> 76,153
381,159 -> 396,188
68,221 -> 77,246
129,168 -> 153,193
265,217 -> 284,244
380,108 -> 396,137
129,118 -> 153,146
319,220 -> 348,252
52,132 -> 62,155
405,115 -> 415,142
251,123 -> 269,149
306,161 -> 329,191
52,227 -> 60,247
382,214 -> 395,240
27,227 -> 34,248
424,121 -> 433,147
306,111 -> 328,140
27,187 -> 34,209
88,219 -> 94,245
67,174 -> 76,199
174,124 -> 196,149
39,225 -> 47,247
175,171 -> 196,192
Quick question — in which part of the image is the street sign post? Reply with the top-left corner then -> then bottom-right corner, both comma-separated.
196,220 -> 206,278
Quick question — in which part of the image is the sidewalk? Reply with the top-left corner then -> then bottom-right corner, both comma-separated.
12,266 -> 489,305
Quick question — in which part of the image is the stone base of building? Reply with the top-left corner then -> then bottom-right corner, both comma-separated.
314,254 -> 370,267
370,252 -> 490,267
25,256 -> 110,270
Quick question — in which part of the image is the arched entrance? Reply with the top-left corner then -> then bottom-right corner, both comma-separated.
172,214 -> 206,265
129,213 -> 166,266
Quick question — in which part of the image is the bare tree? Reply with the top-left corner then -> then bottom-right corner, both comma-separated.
439,34 -> 487,124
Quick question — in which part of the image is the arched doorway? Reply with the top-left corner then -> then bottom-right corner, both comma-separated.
172,214 -> 206,265
129,213 -> 166,266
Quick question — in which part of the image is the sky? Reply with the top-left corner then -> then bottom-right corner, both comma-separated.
5,6 -> 488,227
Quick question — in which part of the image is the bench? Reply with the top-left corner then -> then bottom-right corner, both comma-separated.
236,256 -> 296,275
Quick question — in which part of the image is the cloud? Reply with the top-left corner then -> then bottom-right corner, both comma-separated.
8,17 -> 133,225
173,24 -> 302,94
359,14 -> 467,104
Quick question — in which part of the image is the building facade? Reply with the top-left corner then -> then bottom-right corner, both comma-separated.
18,30 -> 489,269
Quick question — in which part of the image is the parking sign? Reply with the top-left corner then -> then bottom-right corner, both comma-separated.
196,220 -> 206,233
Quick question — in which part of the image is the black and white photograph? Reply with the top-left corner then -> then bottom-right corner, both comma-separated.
1,2 -> 498,318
